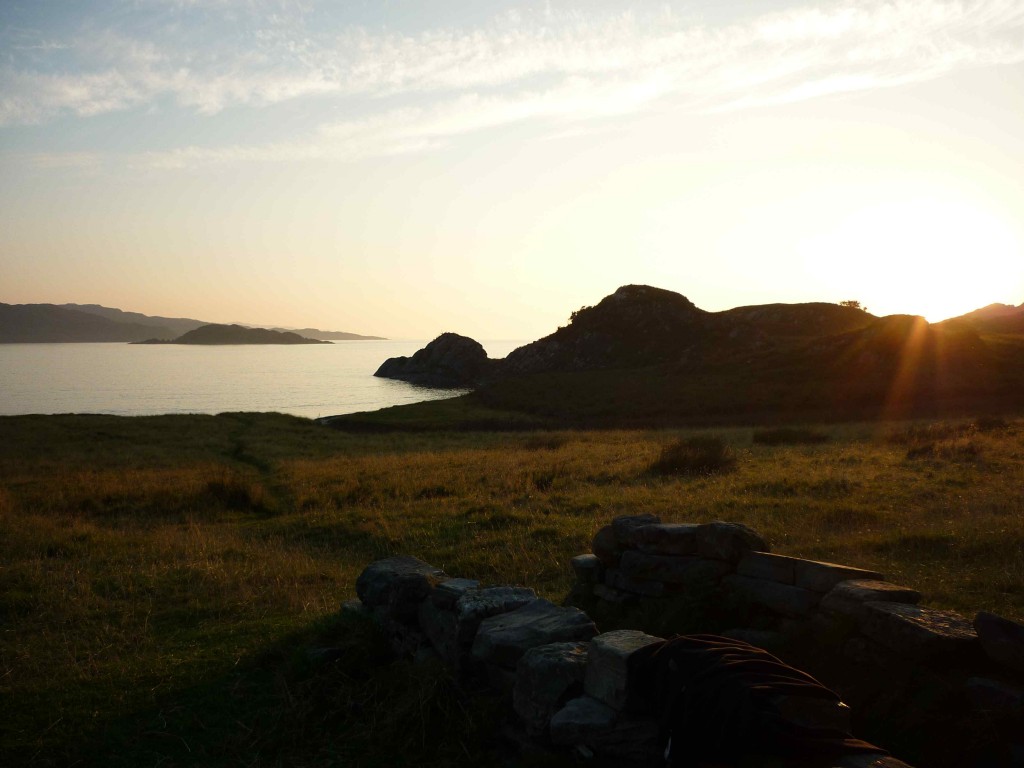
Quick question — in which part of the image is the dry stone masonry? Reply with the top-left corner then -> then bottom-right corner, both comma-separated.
348,517 -> 1024,767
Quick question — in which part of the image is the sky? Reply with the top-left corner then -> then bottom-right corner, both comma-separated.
2,0 -> 1023,340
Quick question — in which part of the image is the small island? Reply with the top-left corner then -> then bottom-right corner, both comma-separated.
132,323 -> 331,345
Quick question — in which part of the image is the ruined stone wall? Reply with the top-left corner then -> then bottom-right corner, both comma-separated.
348,517 -> 1024,767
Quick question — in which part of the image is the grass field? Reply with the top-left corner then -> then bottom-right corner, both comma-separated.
2,411 -> 1022,765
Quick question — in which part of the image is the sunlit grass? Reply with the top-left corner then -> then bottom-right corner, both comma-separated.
1,412 -> 1022,764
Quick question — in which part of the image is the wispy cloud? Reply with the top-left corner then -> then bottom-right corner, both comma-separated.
5,0 -> 1023,167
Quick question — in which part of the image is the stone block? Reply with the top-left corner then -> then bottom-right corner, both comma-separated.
570,554 -> 604,584
722,574 -> 820,618
974,611 -> 1024,674
696,521 -> 769,562
633,523 -> 700,556
611,513 -> 661,547
549,695 -> 617,746
619,550 -> 732,585
592,524 -> 621,568
430,577 -> 480,609
454,586 -> 537,642
861,601 -> 978,662
584,629 -> 664,712
820,579 -> 922,622
472,599 -> 598,669
793,560 -> 884,593
513,641 -> 590,733
965,676 -> 1024,715
604,568 -> 666,597
736,551 -> 799,584
593,584 -> 639,605
355,556 -> 446,623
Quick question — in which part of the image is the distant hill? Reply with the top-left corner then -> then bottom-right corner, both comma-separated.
0,303 -> 174,342
1,303 -> 384,343
362,284 -> 1024,429
268,327 -> 385,341
942,303 -> 1024,335
133,324 -> 331,345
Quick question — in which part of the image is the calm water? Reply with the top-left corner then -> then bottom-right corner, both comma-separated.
0,340 -> 525,419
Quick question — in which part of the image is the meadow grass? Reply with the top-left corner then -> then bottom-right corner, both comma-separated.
1,412 -> 1022,765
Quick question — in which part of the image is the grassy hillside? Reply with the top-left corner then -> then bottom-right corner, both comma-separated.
2,412 -> 1023,765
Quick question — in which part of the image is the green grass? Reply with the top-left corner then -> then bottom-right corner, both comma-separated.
1,412 -> 1023,765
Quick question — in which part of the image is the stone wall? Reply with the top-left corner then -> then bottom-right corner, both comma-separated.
347,517 -> 1024,767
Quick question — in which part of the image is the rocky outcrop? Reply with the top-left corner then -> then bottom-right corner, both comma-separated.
374,332 -> 493,387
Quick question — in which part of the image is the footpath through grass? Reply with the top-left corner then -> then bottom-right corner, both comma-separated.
1,412 -> 1022,765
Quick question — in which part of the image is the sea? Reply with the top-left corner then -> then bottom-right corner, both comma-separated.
0,340 -> 526,419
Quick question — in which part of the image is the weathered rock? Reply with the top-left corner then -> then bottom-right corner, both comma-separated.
454,586 -> 538,641
696,521 -> 769,562
592,525 -> 622,568
974,611 -> 1024,674
584,629 -> 664,712
861,601 -> 978,662
549,695 -> 617,746
418,599 -> 461,666
965,676 -> 1024,715
431,577 -> 480,609
820,580 -> 922,622
633,523 -> 700,556
611,513 -> 662,547
570,554 -> 604,585
472,599 -> 598,668
604,568 -> 666,597
355,556 -> 446,623
619,550 -> 732,586
794,560 -> 884,593
513,641 -> 590,733
736,552 -> 800,584
723,574 -> 820,618
373,332 -> 492,387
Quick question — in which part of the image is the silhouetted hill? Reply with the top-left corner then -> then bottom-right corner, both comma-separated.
0,303 -> 174,342
62,304 -> 206,337
942,303 -> 1024,335
364,285 -> 1024,429
134,324 -> 331,345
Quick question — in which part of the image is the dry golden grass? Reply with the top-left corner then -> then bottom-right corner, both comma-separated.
1,412 -> 1022,765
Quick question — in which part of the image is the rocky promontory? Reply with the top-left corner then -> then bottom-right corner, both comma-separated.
374,332 -> 494,387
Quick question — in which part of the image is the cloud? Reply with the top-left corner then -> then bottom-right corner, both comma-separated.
5,0 -> 1024,167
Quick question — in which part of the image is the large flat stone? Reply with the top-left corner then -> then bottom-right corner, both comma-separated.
355,556 -> 446,623
619,550 -> 732,585
794,560 -> 884,593
454,586 -> 537,641
513,641 -> 590,733
549,695 -> 617,746
820,579 -> 922,622
974,611 -> 1024,674
611,513 -> 662,547
723,574 -> 820,618
736,552 -> 800,584
633,523 -> 700,556
861,601 -> 978,661
472,599 -> 598,668
583,629 -> 664,712
430,577 -> 480,609
696,521 -> 769,562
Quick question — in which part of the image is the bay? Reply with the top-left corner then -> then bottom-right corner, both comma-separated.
0,340 -> 526,419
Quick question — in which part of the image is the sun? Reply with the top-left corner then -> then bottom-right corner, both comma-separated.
803,197 -> 1024,322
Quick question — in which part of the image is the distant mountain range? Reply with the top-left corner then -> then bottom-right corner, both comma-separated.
0,303 -> 384,343
367,285 -> 1024,428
